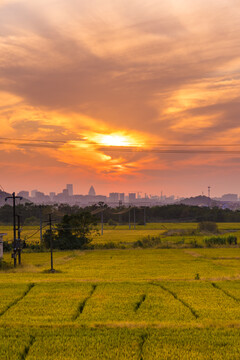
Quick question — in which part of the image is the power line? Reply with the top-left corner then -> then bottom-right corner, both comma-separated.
24,224 -> 49,241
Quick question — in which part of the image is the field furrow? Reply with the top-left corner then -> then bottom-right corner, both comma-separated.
73,285 -> 97,320
0,283 -> 34,316
165,281 -> 240,322
1,283 -> 93,325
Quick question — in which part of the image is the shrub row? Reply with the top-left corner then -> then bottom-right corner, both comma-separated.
204,235 -> 237,247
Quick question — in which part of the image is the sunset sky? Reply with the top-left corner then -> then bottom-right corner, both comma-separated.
1,0 -> 240,197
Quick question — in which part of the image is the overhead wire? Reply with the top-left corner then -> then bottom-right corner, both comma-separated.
23,224 -> 49,241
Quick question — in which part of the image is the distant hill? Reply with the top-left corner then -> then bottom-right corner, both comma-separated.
0,190 -> 30,207
178,195 -> 219,207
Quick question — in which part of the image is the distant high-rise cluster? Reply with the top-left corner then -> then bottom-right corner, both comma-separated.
16,184 -> 177,207
10,185 -> 240,209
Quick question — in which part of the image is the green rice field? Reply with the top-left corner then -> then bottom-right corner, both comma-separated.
2,222 -> 240,246
1,245 -> 240,359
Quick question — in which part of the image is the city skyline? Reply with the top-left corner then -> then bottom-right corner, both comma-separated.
1,1 -> 240,194
2,182 -> 240,200
13,184 -> 240,203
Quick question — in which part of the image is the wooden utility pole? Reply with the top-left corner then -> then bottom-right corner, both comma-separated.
5,192 -> 22,267
39,206 -> 43,245
48,214 -> 55,273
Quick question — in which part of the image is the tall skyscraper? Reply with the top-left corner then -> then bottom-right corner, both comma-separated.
129,193 -> 136,202
119,193 -> 125,202
109,193 -> 119,202
66,184 -> 73,196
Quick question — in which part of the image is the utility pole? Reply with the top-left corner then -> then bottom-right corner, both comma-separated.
133,207 -> 136,230
39,206 -> 43,245
101,210 -> 104,236
48,214 -> 55,273
143,207 -> 147,226
5,192 -> 22,267
208,186 -> 211,208
16,215 -> 22,265
129,207 -> 131,230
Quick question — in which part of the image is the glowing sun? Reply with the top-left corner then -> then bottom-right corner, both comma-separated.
92,133 -> 137,147
99,134 -> 131,146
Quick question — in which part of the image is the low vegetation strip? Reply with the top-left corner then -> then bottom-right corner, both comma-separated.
73,285 -> 97,320
2,327 -> 240,359
211,282 -> 240,303
152,283 -> 199,319
0,283 -> 34,317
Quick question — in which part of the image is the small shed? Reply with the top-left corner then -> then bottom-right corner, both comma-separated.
0,233 -> 7,258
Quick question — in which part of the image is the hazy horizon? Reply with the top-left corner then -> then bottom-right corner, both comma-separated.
1,0 -> 240,196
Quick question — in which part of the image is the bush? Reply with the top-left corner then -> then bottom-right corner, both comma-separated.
0,259 -> 12,270
204,236 -> 226,246
189,239 -> 202,248
204,235 -> 237,247
198,221 -> 218,233
24,242 -> 42,252
3,241 -> 11,251
226,235 -> 237,245
134,235 -> 162,248
94,242 -> 117,249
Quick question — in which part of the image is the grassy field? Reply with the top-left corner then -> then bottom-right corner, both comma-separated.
1,247 -> 240,358
2,222 -> 240,247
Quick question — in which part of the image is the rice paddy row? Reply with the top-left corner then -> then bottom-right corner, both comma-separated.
2,327 -> 240,360
1,248 -> 240,358
1,280 -> 240,326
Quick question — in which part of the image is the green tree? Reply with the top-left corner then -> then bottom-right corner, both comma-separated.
43,212 -> 98,250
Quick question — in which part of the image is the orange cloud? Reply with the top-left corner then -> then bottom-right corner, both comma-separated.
1,0 -> 240,195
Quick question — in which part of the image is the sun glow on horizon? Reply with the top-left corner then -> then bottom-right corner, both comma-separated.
92,133 -> 140,147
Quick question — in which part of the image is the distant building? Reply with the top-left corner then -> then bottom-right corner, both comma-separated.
49,192 -> 55,200
95,195 -> 107,203
17,191 -> 29,198
62,189 -> 69,197
31,189 -> 38,198
66,184 -> 73,196
109,193 -> 119,202
35,191 -> 45,201
119,193 -> 125,202
129,193 -> 136,202
221,194 -> 238,202
88,186 -> 96,196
